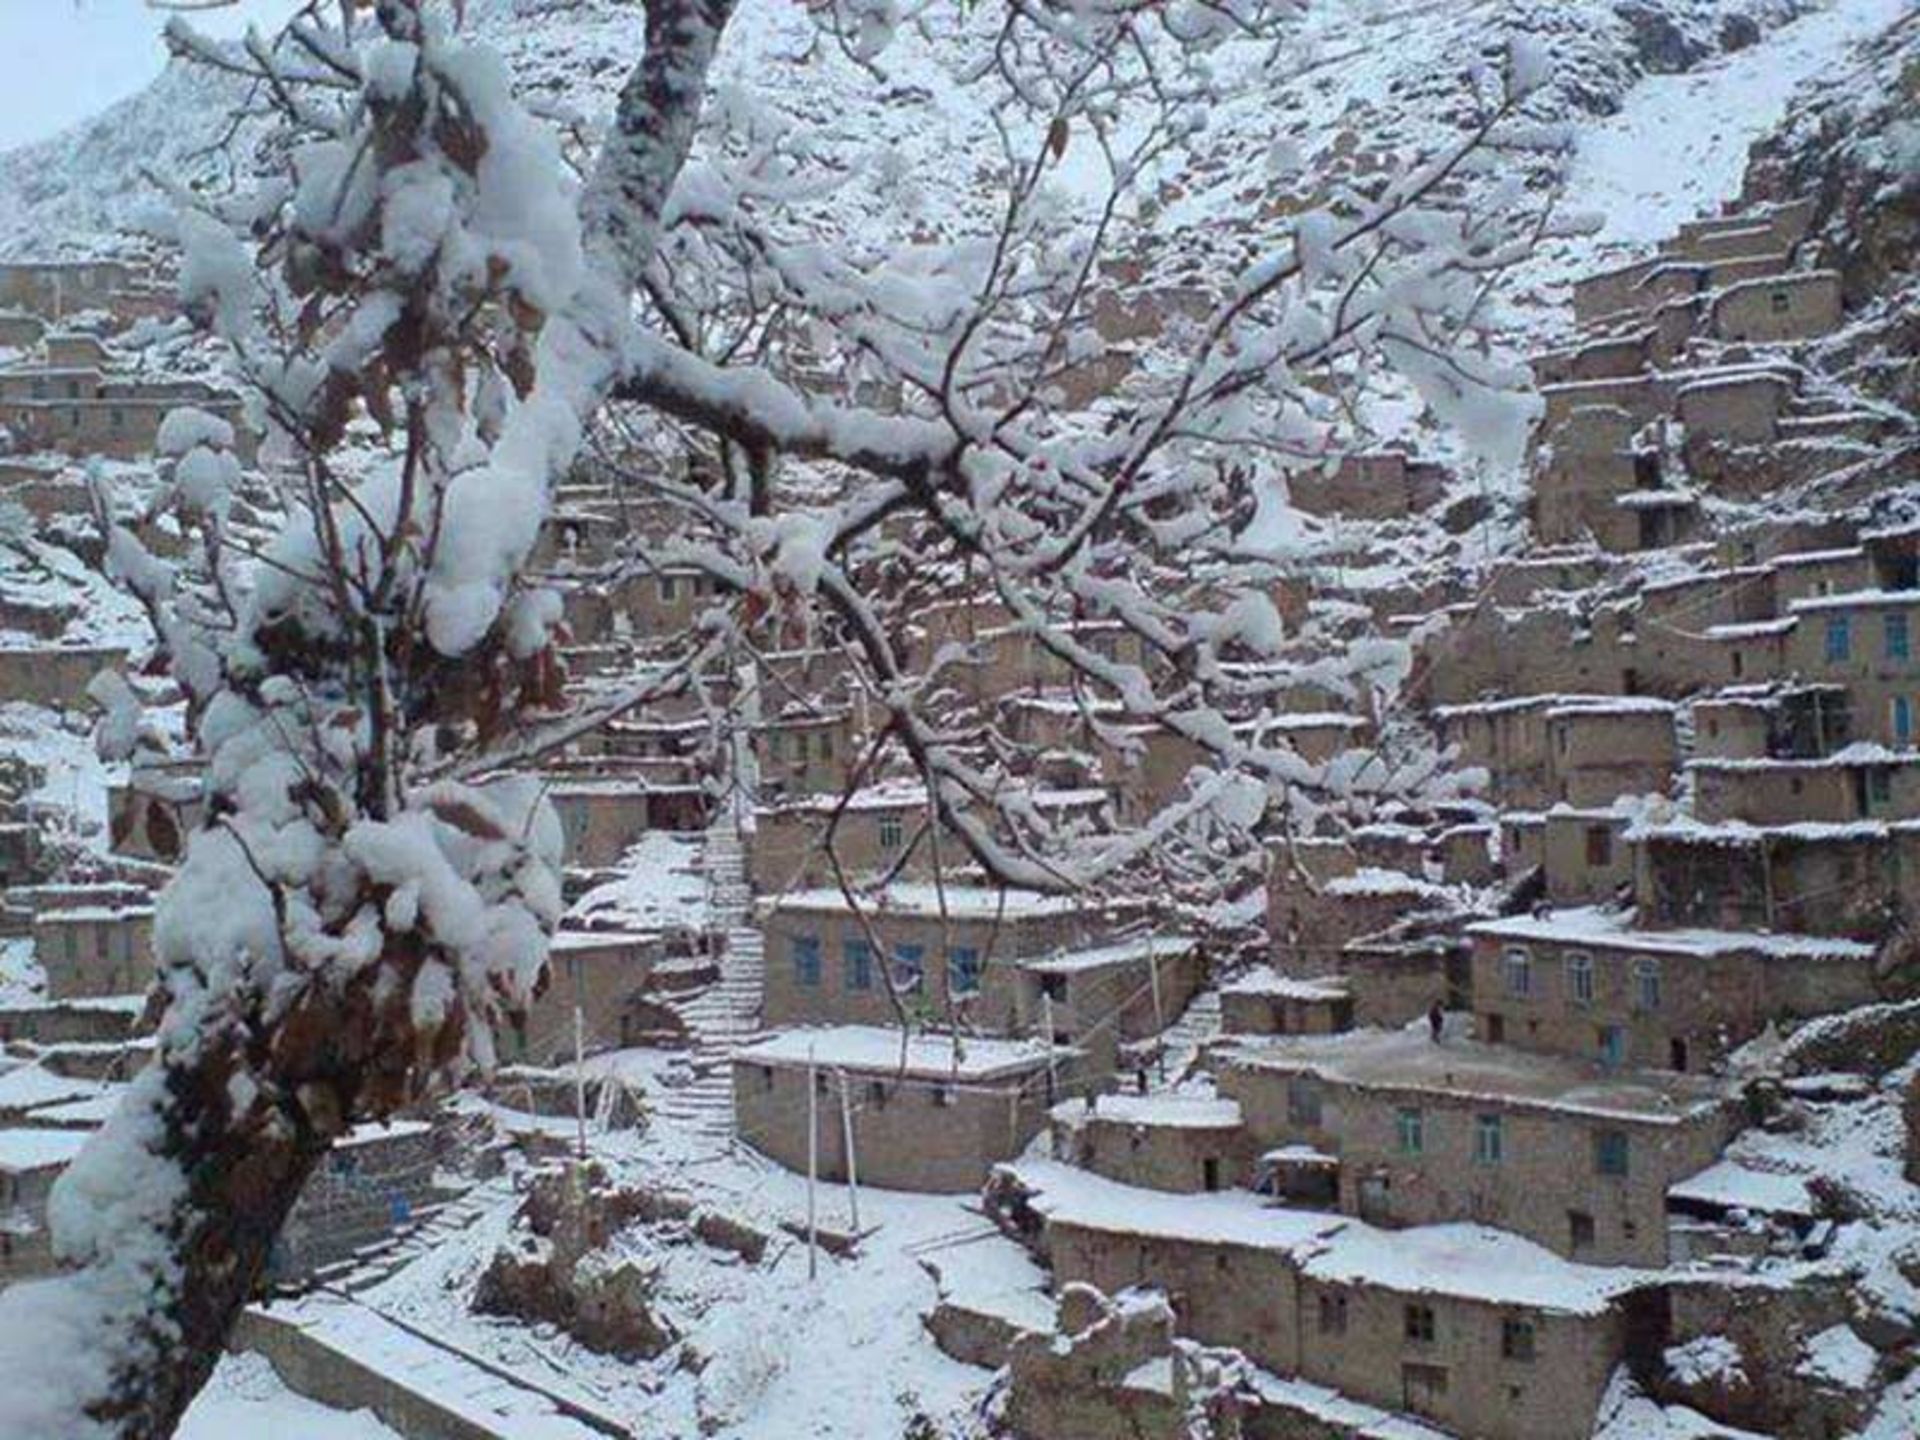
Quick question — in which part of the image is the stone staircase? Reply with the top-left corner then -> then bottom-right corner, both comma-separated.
657,809 -> 769,1138
1150,988 -> 1222,1088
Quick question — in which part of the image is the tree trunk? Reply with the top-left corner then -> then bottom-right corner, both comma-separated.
88,1034 -> 331,1440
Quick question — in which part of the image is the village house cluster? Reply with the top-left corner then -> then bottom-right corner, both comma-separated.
0,166 -> 1913,1440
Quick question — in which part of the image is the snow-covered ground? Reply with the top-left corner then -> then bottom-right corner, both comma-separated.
178,1352 -> 402,1440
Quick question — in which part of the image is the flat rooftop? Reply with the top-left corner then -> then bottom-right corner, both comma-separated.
1006,1159 -> 1651,1315
761,882 -> 1099,922
1468,905 -> 1875,961
733,1025 -> 1067,1082
1212,1027 -> 1733,1124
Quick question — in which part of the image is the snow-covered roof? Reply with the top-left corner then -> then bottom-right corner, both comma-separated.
0,1126 -> 90,1172
733,1026 -> 1064,1081
1467,905 -> 1875,961
761,882 -> 1097,921
1021,933 -> 1197,976
1703,618 -> 1796,640
1787,587 -> 1920,613
1667,1159 -> 1813,1218
1006,1159 -> 1653,1315
1214,1029 -> 1732,1124
1070,1093 -> 1244,1130
1220,971 -> 1351,1002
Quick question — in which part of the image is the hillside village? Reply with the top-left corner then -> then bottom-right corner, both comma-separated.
0,1 -> 1916,1439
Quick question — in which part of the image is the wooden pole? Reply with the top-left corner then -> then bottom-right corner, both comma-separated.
807,1043 -> 820,1281
1041,991 -> 1059,1097
572,1003 -> 588,1161
837,1070 -> 861,1234
1147,935 -> 1166,1080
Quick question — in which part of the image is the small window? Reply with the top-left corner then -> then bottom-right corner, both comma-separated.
1598,1025 -> 1625,1068
1396,1107 -> 1424,1156
1404,1303 -> 1436,1344
867,1080 -> 888,1108
948,946 -> 982,996
1568,1209 -> 1595,1251
759,1065 -> 776,1093
765,732 -> 783,761
1287,1077 -> 1322,1128
1503,948 -> 1532,999
1485,1013 -> 1506,1045
844,936 -> 873,992
877,813 -> 903,852
1633,958 -> 1661,1011
1870,768 -> 1893,803
1594,1129 -> 1630,1178
1886,613 -> 1911,663
1584,826 -> 1613,869
792,934 -> 822,988
1566,953 -> 1594,1007
1473,1113 -> 1504,1166
660,575 -> 678,601
1825,615 -> 1852,664
891,943 -> 925,993
933,1083 -> 954,1109
1893,696 -> 1914,746
1769,288 -> 1791,315
1318,1294 -> 1348,1334
1501,1318 -> 1537,1362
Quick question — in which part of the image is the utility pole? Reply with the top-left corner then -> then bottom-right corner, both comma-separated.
837,1070 -> 861,1234
806,1043 -> 820,1281
573,1003 -> 588,1161
1147,935 -> 1166,1079
1041,990 -> 1059,1098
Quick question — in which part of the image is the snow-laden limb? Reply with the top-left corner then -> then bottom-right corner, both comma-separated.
0,3 -> 735,1435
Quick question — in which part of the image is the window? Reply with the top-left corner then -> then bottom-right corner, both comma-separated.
867,1080 -> 888,1108
1825,615 -> 1852,663
816,730 -> 834,759
1568,1210 -> 1595,1252
1887,613 -> 1911,663
1893,696 -> 1914,746
1871,768 -> 1893,804
1598,1025 -> 1625,1068
1632,958 -> 1661,1011
949,945 -> 982,995
764,732 -> 783,761
759,1065 -> 776,1093
1769,288 -> 1791,314
933,1083 -> 954,1108
1485,1013 -> 1506,1045
1396,1107 -> 1425,1156
1318,1294 -> 1348,1334
1566,953 -> 1594,1007
1501,1318 -> 1537,1362
877,813 -> 903,852
660,575 -> 678,601
1287,1077 -> 1322,1128
1404,1303 -> 1436,1344
844,936 -> 873,992
1594,1129 -> 1630,1178
1584,826 -> 1613,868
891,942 -> 925,993
792,934 -> 822,988
1503,948 -> 1532,998
1473,1113 -> 1504,1166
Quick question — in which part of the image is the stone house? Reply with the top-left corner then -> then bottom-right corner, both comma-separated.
1049,1092 -> 1253,1194
0,385 -> 250,462
1211,1028 -> 1735,1266
1251,711 -> 1375,765
1219,971 -> 1355,1037
1530,404 -> 1674,552
0,312 -> 44,348
33,903 -> 155,999
0,261 -> 136,319
755,706 -> 859,800
1269,863 -> 1454,977
1689,752 -> 1920,826
1632,817 -> 1912,939
1785,588 -> 1920,748
1008,1159 -> 1647,1440
548,777 -> 709,870
1467,905 -> 1880,1073
746,781 -> 1111,893
1691,683 -> 1852,761
1436,694 -> 1675,810
529,505 -> 625,572
0,1127 -> 92,1282
511,930 -> 663,1066
732,1026 -> 1068,1192
1707,271 -> 1843,345
1542,806 -> 1637,904
0,644 -> 125,711
1669,199 -> 1815,261
758,885 -> 1185,1066
1283,451 -> 1448,522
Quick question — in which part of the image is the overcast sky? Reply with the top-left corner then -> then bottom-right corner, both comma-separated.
0,0 -> 301,151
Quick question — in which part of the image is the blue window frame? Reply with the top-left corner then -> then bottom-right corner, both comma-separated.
1598,1025 -> 1625,1068
1825,615 -> 1852,663
844,936 -> 873,992
1887,612 -> 1911,663
793,934 -> 821,988
891,943 -> 925,993
949,946 -> 981,995
1895,696 -> 1915,746
1594,1130 -> 1630,1178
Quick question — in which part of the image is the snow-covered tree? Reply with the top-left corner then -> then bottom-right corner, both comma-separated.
0,1 -> 1567,1433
